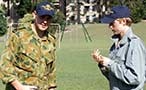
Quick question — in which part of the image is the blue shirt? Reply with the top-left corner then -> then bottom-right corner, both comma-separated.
99,28 -> 146,90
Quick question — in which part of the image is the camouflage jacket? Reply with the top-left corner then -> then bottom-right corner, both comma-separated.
0,22 -> 56,90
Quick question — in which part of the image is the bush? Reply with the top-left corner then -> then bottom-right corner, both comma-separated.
110,0 -> 146,23
15,0 -> 66,30
0,7 -> 7,36
142,0 -> 146,19
52,11 -> 66,31
18,11 -> 66,34
125,0 -> 144,23
16,0 -> 32,18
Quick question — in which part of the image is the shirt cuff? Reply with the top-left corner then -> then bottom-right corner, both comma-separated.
104,60 -> 114,69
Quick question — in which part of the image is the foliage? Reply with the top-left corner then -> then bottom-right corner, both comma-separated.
110,0 -> 146,23
15,0 -> 57,17
18,13 -> 33,23
0,6 -> 7,36
56,23 -> 146,90
52,11 -> 66,31
142,0 -> 146,19
17,0 -> 65,30
125,0 -> 145,23
15,0 -> 32,18
47,0 -> 56,2
0,23 -> 146,90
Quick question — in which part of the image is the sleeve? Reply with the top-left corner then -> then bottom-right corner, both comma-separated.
107,39 -> 146,85
0,32 -> 20,83
48,60 -> 57,88
47,38 -> 57,88
98,63 -> 109,80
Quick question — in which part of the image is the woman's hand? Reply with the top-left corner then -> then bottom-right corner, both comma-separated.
92,49 -> 111,66
92,49 -> 103,63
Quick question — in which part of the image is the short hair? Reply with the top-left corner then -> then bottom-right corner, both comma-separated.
116,18 -> 132,26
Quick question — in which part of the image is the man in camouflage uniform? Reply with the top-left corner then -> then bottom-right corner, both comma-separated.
0,1 -> 56,90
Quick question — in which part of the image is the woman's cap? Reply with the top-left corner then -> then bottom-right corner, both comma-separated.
100,6 -> 130,23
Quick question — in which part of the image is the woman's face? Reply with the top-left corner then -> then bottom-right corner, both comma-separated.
34,13 -> 52,31
109,19 -> 125,35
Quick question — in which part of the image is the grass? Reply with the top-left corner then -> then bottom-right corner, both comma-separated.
0,22 -> 146,90
56,22 -> 146,90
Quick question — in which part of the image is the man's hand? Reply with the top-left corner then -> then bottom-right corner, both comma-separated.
23,85 -> 38,90
11,80 -> 38,90
49,88 -> 56,90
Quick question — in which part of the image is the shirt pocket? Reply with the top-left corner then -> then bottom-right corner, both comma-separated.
114,48 -> 127,64
14,42 -> 40,72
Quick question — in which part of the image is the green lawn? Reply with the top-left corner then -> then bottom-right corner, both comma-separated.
0,22 -> 146,90
56,22 -> 146,90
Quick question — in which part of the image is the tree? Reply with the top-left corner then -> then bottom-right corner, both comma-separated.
16,0 -> 56,18
17,0 -> 65,31
125,0 -> 145,23
110,0 -> 145,23
16,0 -> 32,18
142,0 -> 146,19
0,6 -> 7,36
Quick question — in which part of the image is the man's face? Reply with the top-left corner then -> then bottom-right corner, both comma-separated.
34,14 -> 52,31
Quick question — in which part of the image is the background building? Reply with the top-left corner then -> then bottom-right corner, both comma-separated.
65,0 -> 110,24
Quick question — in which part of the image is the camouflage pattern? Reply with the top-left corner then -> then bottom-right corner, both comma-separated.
0,22 -> 57,90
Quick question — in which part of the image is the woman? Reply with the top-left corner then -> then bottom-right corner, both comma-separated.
92,6 -> 146,90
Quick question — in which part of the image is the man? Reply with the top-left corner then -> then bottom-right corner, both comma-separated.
0,1 -> 56,90
92,6 -> 146,90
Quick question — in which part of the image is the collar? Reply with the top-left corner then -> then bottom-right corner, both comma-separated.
31,23 -> 49,41
111,27 -> 135,45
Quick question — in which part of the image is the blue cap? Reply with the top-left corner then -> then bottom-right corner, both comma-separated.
100,6 -> 130,23
36,1 -> 55,17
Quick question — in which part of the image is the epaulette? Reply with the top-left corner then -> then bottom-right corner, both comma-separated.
131,36 -> 137,39
127,36 -> 138,43
12,22 -> 32,33
49,33 -> 56,40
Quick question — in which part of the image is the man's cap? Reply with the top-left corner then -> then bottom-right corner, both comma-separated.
100,6 -> 130,23
36,1 -> 55,17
